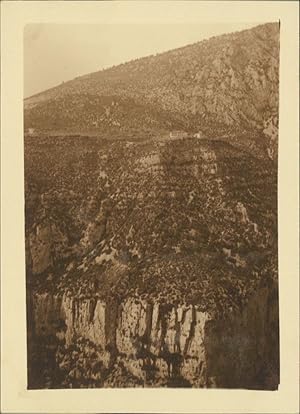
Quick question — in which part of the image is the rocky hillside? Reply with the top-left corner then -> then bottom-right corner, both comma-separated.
25,134 -> 278,389
25,23 -> 279,390
24,23 -> 279,158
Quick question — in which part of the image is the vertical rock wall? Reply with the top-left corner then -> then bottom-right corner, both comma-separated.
30,283 -> 279,388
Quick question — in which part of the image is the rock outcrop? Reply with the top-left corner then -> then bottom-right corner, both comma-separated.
29,221 -> 69,274
30,281 -> 279,389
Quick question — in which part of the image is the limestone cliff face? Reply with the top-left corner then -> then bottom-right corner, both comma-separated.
31,283 -> 278,389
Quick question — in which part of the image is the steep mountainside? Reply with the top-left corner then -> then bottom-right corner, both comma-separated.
25,135 -> 278,389
25,23 -> 279,390
24,23 -> 279,158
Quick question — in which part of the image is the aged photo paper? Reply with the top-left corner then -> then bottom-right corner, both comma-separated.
1,1 -> 299,413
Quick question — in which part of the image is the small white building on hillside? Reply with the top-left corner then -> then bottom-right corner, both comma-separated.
169,131 -> 188,139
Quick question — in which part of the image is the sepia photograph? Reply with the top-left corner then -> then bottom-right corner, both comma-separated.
2,1 -> 300,413
24,21 -> 280,390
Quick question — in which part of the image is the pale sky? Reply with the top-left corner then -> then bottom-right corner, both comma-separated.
24,23 -> 258,98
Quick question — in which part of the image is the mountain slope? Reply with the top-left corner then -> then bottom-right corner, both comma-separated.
24,23 -> 279,157
25,23 -> 279,389
25,134 -> 278,389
